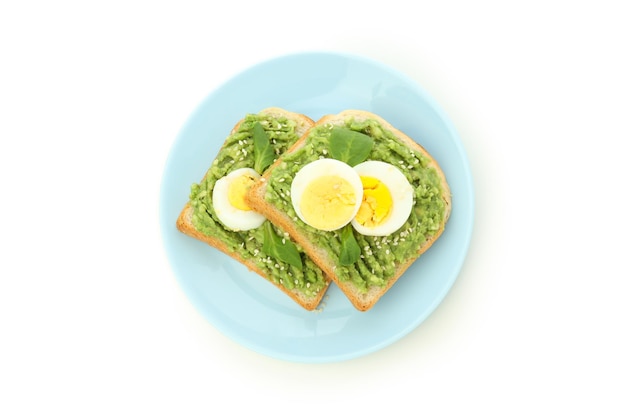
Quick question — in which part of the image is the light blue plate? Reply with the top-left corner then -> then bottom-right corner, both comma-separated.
159,52 -> 474,363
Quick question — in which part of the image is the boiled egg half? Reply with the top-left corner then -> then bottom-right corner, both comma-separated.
351,161 -> 414,236
212,167 -> 266,231
290,159 -> 363,231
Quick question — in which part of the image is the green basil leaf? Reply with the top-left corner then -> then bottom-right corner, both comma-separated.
253,122 -> 275,173
328,127 -> 374,167
262,222 -> 303,269
338,224 -> 361,266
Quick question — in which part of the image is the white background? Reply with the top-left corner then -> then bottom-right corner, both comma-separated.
2,0 -> 625,415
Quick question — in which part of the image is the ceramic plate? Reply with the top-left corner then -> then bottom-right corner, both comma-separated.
160,52 -> 474,363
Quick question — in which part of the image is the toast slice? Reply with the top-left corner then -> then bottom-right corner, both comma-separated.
176,108 -> 331,311
246,110 -> 452,311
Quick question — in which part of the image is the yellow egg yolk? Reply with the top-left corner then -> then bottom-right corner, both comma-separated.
227,173 -> 256,211
300,175 -> 357,230
355,176 -> 393,227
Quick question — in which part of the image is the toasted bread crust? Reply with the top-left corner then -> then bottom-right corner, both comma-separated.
247,110 -> 452,311
176,108 -> 329,311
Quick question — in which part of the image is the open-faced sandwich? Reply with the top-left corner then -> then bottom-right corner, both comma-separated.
176,108 -> 331,311
246,110 -> 452,311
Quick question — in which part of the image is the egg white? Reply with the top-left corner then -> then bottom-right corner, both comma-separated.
351,161 -> 414,236
212,167 -> 266,231
290,158 -> 363,231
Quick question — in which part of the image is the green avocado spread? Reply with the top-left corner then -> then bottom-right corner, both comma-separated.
263,117 -> 449,293
188,113 -> 327,298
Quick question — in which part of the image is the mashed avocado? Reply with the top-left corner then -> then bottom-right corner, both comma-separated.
264,117 -> 448,293
189,113 -> 327,297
